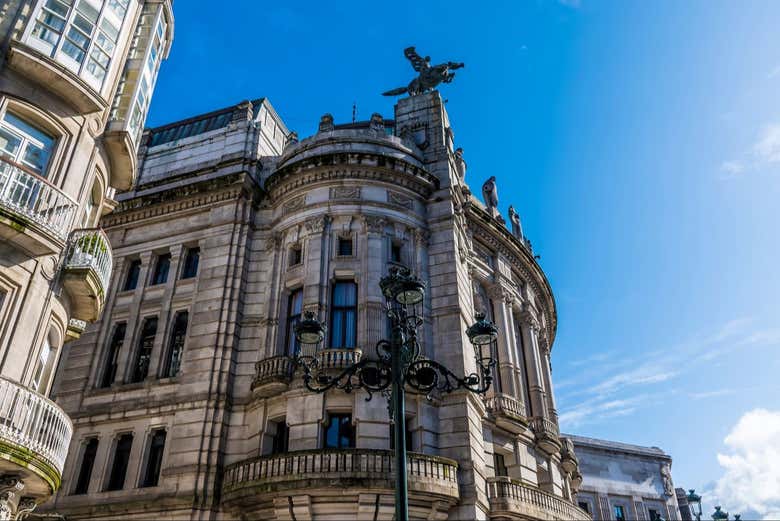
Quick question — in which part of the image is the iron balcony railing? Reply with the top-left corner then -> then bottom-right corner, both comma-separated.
0,376 -> 73,477
63,228 -> 113,294
486,476 -> 591,521
0,157 -> 77,241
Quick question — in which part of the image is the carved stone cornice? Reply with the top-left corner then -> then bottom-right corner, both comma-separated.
282,195 -> 306,215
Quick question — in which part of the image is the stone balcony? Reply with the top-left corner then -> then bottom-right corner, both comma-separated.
315,347 -> 362,370
486,477 -> 591,521
530,416 -> 562,456
485,393 -> 528,433
61,229 -> 113,322
559,436 -> 579,474
0,376 -> 73,513
0,157 -> 77,255
251,356 -> 296,398
222,449 -> 459,515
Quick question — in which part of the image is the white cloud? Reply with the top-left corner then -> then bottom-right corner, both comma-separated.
705,409 -> 780,520
689,389 -> 736,400
753,124 -> 780,164
720,160 -> 745,177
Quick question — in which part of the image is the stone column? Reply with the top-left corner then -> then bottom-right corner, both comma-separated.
539,336 -> 558,422
115,250 -> 153,383
262,232 -> 283,357
363,215 -> 386,350
506,304 -> 529,411
148,244 -> 184,378
519,310 -> 547,419
489,285 -> 517,397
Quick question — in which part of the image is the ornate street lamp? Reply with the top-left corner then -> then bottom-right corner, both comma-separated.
687,489 -> 703,521
295,265 -> 497,521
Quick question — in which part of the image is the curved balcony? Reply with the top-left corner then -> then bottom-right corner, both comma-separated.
0,158 -> 77,255
559,436 -> 579,475
530,416 -> 562,456
485,393 -> 528,434
251,356 -> 296,398
222,449 -> 459,513
316,347 -> 363,370
0,376 -> 73,499
486,477 -> 591,521
62,229 -> 113,322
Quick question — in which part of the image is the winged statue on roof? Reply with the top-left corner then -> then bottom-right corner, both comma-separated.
382,47 -> 465,97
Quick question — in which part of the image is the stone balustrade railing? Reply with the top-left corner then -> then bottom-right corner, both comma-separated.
317,348 -> 362,369
252,355 -> 296,389
223,449 -> 459,501
64,228 -> 113,293
0,376 -> 73,480
486,392 -> 527,420
0,158 -> 77,241
530,416 -> 560,437
486,476 -> 591,521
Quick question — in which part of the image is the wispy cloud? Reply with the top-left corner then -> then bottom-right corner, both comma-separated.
720,122 -> 780,180
720,160 -> 745,178
557,318 -> 780,430
753,124 -> 780,164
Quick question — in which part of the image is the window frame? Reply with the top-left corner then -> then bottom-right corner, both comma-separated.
150,252 -> 171,286
105,432 -> 133,491
72,437 -> 99,495
323,413 -> 354,449
130,317 -> 157,383
337,236 -> 353,257
99,321 -> 126,388
329,281 -> 357,349
161,311 -> 188,378
122,258 -> 141,291
288,244 -> 303,267
0,110 -> 56,176
140,428 -> 166,488
180,246 -> 200,280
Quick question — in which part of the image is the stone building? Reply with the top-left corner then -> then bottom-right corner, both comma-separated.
568,434 -> 680,521
0,0 -> 173,516
47,91 -> 589,521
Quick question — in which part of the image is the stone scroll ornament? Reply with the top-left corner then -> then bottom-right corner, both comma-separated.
382,47 -> 464,96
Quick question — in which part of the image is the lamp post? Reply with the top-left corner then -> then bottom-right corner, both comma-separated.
295,266 -> 498,521
687,489 -> 703,521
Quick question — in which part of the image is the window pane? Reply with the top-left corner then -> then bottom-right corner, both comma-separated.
181,248 -> 200,279
47,0 -> 72,17
22,142 -> 51,173
152,253 -> 171,285
107,0 -> 128,18
123,260 -> 141,291
73,438 -> 99,494
131,318 -> 157,382
75,0 -> 99,23
0,128 -> 21,157
39,11 -> 67,31
3,113 -> 55,148
62,39 -> 86,62
100,323 -> 125,388
344,310 -> 356,347
141,430 -> 166,487
106,434 -> 133,491
164,312 -> 187,377
71,15 -> 94,37
330,312 -> 343,348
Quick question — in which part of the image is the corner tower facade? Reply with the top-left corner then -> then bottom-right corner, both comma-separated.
0,0 -> 173,515
49,93 -> 587,521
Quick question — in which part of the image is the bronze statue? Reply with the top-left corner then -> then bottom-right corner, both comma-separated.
383,47 -> 464,97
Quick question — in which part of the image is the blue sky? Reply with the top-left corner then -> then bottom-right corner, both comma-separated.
147,0 -> 780,516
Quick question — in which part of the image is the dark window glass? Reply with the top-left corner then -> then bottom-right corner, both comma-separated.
151,253 -> 171,285
324,414 -> 354,448
106,434 -> 133,491
162,312 -> 187,378
100,323 -> 126,388
493,453 -> 508,477
649,509 -> 660,521
578,502 -> 590,514
615,505 -> 626,521
181,247 -> 200,279
389,423 -> 413,452
390,242 -> 402,263
271,420 -> 289,454
289,246 -> 302,266
73,438 -> 99,495
131,318 -> 158,383
286,289 -> 303,356
338,237 -> 353,256
141,430 -> 166,487
123,260 -> 141,291
330,282 -> 357,348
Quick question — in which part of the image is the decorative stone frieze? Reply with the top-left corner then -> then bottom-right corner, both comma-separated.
329,186 -> 361,200
387,190 -> 414,209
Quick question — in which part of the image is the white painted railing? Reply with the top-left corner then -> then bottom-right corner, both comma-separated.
0,158 -> 77,241
0,376 -> 73,476
64,228 -> 113,294
486,476 -> 591,520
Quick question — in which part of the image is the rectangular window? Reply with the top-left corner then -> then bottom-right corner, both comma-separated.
270,419 -> 289,454
289,245 -> 302,266
324,413 -> 354,449
151,253 -> 171,285
286,289 -> 303,356
337,237 -> 353,256
614,505 -> 626,521
181,247 -> 200,279
106,433 -> 133,491
329,282 -> 357,349
493,453 -> 508,477
0,111 -> 55,175
131,317 -> 157,383
141,429 -> 166,487
648,509 -> 660,521
390,242 -> 402,263
162,311 -> 187,378
100,322 -> 126,388
73,438 -> 98,494
30,0 -> 128,89
123,259 -> 141,291
31,337 -> 52,391
578,502 -> 590,514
